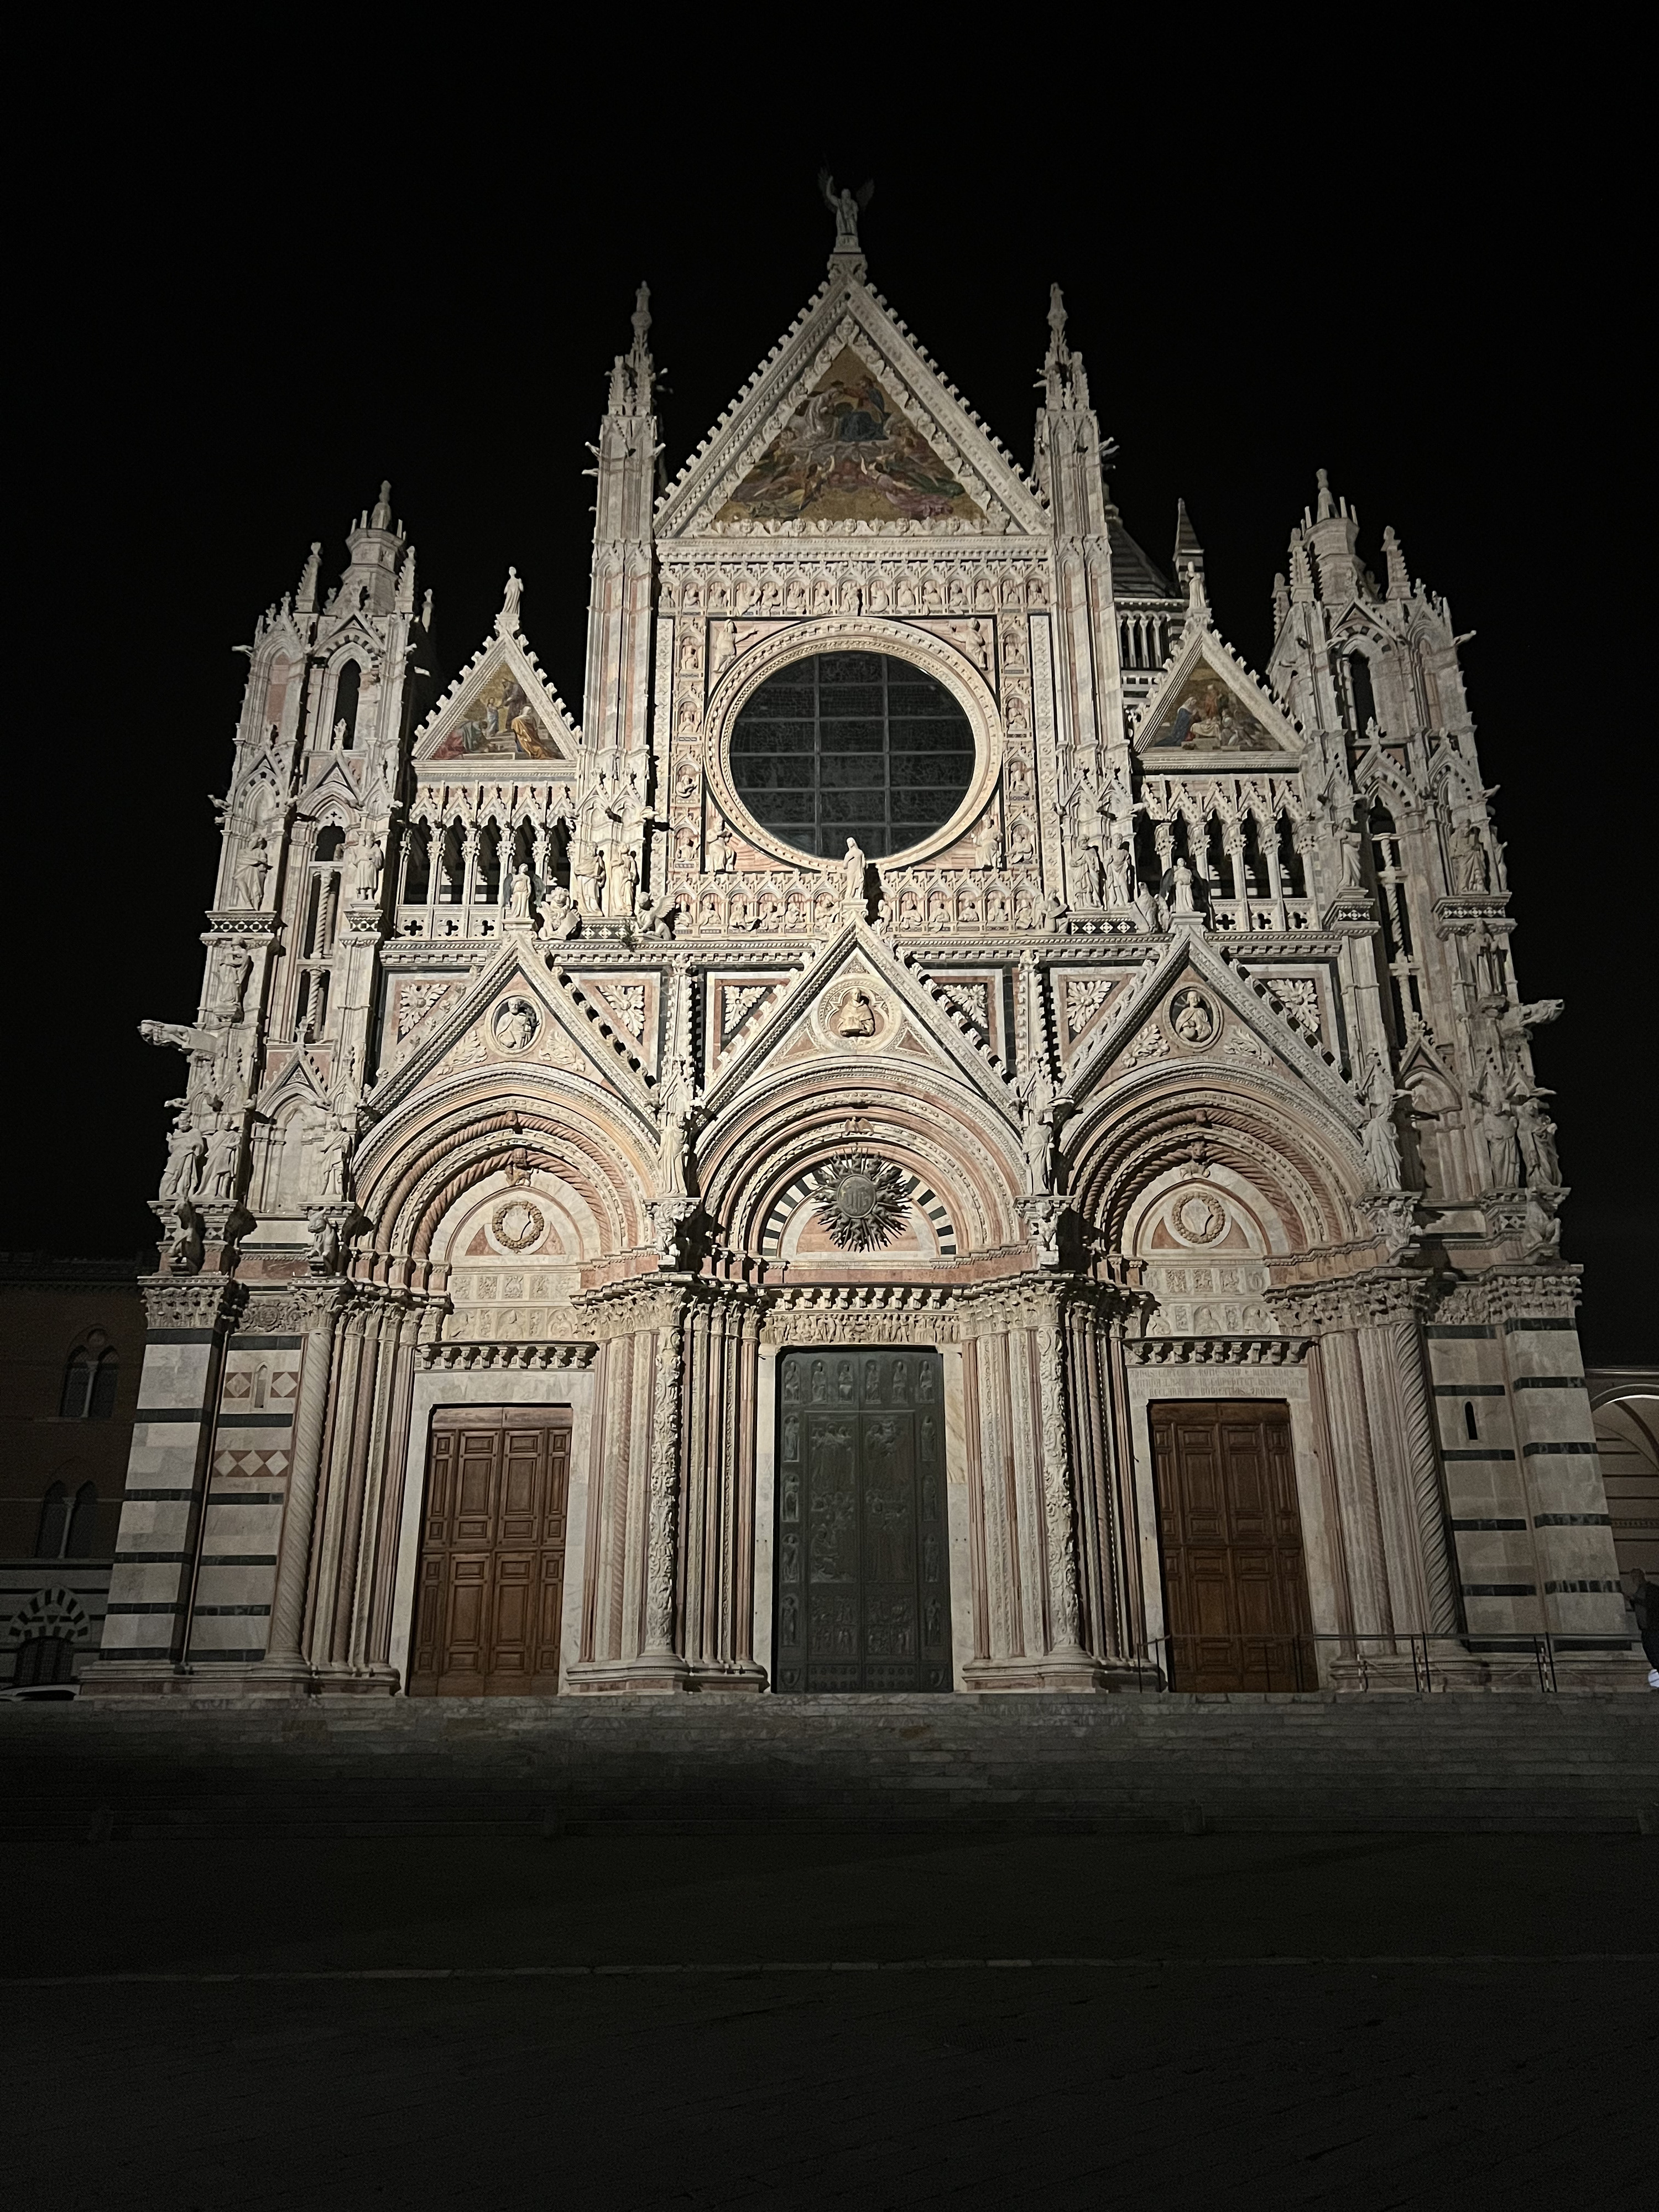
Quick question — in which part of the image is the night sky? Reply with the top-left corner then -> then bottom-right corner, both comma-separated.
19,113 -> 1646,1360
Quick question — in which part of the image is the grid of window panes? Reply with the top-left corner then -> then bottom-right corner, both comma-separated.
729,651 -> 975,860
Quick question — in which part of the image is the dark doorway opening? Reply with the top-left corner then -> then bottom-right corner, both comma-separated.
774,1348 -> 952,1692
409,1407 -> 570,1695
1150,1399 -> 1315,1692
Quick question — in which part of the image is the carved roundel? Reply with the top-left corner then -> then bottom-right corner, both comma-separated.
808,1154 -> 910,1251
1167,989 -> 1220,1050
492,997 -> 541,1053
1167,1188 -> 1228,1245
491,1197 -> 546,1253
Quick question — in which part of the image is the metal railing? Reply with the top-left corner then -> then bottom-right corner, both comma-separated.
1127,1630 -> 1637,1694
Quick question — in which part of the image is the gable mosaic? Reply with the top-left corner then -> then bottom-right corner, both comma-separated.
1146,669 -> 1280,753
718,348 -> 983,525
430,664 -> 562,760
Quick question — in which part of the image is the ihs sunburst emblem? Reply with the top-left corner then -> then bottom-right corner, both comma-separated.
808,1154 -> 910,1251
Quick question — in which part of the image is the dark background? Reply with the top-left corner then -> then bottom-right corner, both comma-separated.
15,77 -> 1646,1359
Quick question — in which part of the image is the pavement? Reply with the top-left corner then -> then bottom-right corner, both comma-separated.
3,1827 -> 1651,2207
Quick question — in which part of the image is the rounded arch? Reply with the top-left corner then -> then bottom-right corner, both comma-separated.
1066,1069 -> 1368,1266
700,1063 -> 1024,1269
354,1074 -> 656,1267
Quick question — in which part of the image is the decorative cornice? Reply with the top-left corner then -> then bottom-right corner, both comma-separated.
140,1275 -> 246,1333
418,1339 -> 598,1371
1126,1334 -> 1312,1366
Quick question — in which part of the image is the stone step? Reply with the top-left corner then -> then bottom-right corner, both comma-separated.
6,1694 -> 1656,1838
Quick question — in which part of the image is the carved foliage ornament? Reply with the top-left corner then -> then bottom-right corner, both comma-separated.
808,1154 -> 910,1251
492,1198 -> 546,1253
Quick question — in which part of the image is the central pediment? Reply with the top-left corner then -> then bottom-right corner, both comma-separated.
716,348 -> 984,528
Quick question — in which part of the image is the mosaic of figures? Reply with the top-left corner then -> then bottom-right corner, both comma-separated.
717,351 -> 984,528
429,666 -> 565,762
1146,671 -> 1282,754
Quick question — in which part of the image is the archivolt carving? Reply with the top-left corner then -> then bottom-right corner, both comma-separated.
357,1097 -> 651,1262
701,1077 -> 1021,1256
1068,1082 -> 1363,1258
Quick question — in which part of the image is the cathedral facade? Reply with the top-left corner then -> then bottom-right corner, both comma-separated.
89,206 -> 1640,1702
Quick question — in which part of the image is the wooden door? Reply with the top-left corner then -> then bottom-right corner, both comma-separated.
409,1407 -> 571,1695
774,1349 -> 952,1693
1150,1400 -> 1314,1692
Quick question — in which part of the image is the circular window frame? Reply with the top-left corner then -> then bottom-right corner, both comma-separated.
703,618 -> 1004,873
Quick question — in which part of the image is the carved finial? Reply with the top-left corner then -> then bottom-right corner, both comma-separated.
1047,283 -> 1069,361
818,169 -> 873,255
1382,523 -> 1410,601
1315,466 -> 1335,521
630,282 -> 651,359
495,566 -> 523,637
295,542 -> 321,615
371,481 -> 394,530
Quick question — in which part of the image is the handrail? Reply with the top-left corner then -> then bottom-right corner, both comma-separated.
1124,1630 -> 1637,1693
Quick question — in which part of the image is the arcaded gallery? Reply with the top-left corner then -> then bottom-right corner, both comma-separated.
87,196 -> 1641,1708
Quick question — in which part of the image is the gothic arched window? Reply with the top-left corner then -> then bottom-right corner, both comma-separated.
60,1342 -> 117,1420
34,1480 -> 100,1557
332,661 -> 362,750
35,1483 -> 68,1558
1346,651 -> 1379,738
729,651 -> 975,860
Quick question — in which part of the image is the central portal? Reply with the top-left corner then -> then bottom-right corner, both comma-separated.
774,1348 -> 952,1693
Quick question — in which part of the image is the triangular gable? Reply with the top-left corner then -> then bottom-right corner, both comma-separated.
366,946 -> 653,1125
656,275 -> 1046,540
716,347 -> 983,527
299,758 -> 362,817
702,921 -> 1016,1118
1064,935 -> 1357,1123
414,629 -> 580,765
255,1044 -> 333,1119
1134,605 -> 1300,763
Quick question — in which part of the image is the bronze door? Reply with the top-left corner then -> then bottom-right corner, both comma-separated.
774,1349 -> 952,1693
1150,1399 -> 1315,1692
409,1407 -> 571,1695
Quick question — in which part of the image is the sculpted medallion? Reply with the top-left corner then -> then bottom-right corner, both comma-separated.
492,997 -> 541,1052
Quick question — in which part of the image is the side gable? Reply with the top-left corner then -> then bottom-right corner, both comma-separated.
1064,933 -> 1359,1124
366,943 -> 655,1126
414,627 -> 581,765
1134,587 -> 1302,765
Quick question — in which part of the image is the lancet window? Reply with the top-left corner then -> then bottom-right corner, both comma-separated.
60,1340 -> 118,1421
1344,650 -> 1379,739
331,660 -> 362,750
1364,800 -> 1424,1034
291,825 -> 343,1040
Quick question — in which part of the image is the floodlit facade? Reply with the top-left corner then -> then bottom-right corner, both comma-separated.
88,203 -> 1642,1702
